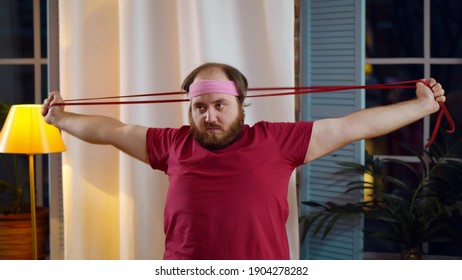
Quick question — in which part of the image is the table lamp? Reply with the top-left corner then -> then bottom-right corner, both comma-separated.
0,104 -> 66,259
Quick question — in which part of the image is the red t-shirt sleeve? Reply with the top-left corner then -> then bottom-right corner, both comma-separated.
261,121 -> 313,166
146,127 -> 178,172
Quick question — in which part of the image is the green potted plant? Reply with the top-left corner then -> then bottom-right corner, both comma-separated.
0,102 -> 49,259
300,137 -> 462,259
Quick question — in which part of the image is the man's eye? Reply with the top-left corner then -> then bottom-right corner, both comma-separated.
216,104 -> 224,109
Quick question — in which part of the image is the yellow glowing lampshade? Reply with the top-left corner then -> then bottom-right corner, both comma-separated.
0,104 -> 66,154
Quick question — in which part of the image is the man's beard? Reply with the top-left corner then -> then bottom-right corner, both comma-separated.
189,108 -> 245,150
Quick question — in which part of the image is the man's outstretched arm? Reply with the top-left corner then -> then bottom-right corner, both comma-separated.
42,91 -> 149,164
305,78 -> 446,163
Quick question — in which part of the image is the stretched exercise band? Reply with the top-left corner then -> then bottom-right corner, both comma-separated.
51,79 -> 455,147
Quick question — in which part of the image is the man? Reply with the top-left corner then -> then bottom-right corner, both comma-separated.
42,62 -> 446,259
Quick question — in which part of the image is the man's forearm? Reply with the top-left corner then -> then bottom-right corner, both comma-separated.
344,97 -> 434,141
54,112 -> 124,145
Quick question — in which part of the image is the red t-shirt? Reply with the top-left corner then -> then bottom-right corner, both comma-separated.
146,121 -> 313,259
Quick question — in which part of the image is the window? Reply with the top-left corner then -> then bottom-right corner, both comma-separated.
366,0 -> 462,155
365,0 -> 462,257
0,0 -> 49,214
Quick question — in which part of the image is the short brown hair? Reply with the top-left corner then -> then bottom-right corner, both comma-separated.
181,62 -> 248,105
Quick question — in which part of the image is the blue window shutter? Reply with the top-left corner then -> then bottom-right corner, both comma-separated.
299,0 -> 365,260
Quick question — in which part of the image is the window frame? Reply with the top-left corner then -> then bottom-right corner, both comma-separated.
365,0 -> 462,257
366,0 -> 462,161
0,0 -> 47,206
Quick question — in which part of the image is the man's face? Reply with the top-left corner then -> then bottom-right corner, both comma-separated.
189,93 -> 244,149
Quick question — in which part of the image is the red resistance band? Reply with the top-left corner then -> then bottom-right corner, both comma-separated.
53,80 -> 454,148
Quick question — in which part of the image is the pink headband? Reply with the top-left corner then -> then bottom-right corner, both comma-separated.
188,80 -> 239,98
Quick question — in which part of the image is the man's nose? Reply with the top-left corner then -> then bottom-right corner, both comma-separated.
205,108 -> 217,123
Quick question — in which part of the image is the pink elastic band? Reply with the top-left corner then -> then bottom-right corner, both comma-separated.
188,80 -> 239,98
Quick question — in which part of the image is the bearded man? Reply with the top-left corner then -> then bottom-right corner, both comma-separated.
42,62 -> 446,260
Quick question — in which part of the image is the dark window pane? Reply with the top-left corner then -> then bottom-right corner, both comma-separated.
430,0 -> 462,58
364,161 -> 422,254
40,0 -> 47,58
0,65 -> 35,104
366,0 -> 423,58
428,218 -> 462,257
41,64 -> 48,101
427,156 -> 462,257
0,0 -> 34,58
365,64 -> 424,155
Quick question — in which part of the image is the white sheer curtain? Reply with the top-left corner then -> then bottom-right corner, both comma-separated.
59,0 -> 297,259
